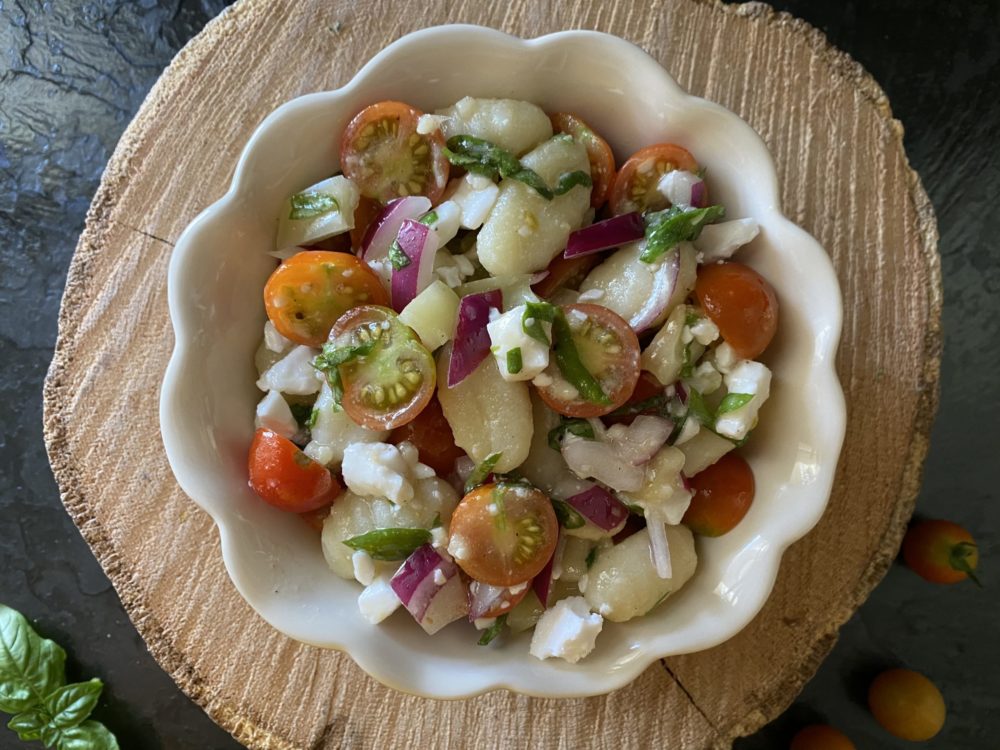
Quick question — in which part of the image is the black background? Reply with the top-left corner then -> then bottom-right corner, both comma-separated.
1,1 -> 997,748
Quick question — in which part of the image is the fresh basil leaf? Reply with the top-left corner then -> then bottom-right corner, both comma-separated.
418,210 -> 438,226
288,190 -> 338,220
388,239 -> 411,270
477,614 -> 507,646
0,604 -> 67,714
685,387 -> 714,426
552,170 -> 592,196
547,418 -> 595,451
343,528 -> 432,561
313,338 -> 378,404
41,722 -> 62,747
640,204 -> 725,263
522,301 -> 557,345
716,392 -> 753,416
445,135 -> 570,201
505,347 -> 523,374
8,707 -> 46,741
552,310 -> 611,405
551,499 -> 586,530
46,679 -> 102,730
56,720 -> 119,750
585,547 -> 598,569
508,167 -> 553,199
464,452 -> 503,494
430,512 -> 442,529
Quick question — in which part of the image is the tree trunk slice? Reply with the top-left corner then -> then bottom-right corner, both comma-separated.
42,0 -> 940,747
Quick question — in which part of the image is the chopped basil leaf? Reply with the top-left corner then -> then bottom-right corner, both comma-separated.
551,499 -> 586,529
685,387 -> 714,426
552,170 -> 592,196
640,204 -> 725,263
343,528 -> 432,561
418,210 -> 439,226
430,512 -> 442,529
716,392 -> 754,416
477,614 -> 507,646
547,418 -> 596,450
585,547 -> 598,569
552,309 -> 611,405
506,347 -> 523,374
625,502 -> 646,516
685,310 -> 703,327
313,338 -> 378,404
522,300 -> 558,345
464,452 -> 503,494
289,190 -> 338,220
388,239 -> 411,270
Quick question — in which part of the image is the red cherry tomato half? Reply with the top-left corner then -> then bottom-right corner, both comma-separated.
263,251 -> 389,347
531,252 -> 601,299
536,303 -> 641,418
327,305 -> 435,430
608,143 -> 701,215
682,452 -> 755,537
389,396 -> 465,476
550,112 -> 616,208
902,519 -> 980,584
340,100 -> 449,205
248,429 -> 341,513
448,483 -> 559,587
868,669 -> 946,741
694,261 -> 778,360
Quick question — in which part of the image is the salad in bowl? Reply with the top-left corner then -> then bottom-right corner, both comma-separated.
162,25 -> 843,698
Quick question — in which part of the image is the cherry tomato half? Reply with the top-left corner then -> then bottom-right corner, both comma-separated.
694,261 -> 778,360
789,725 -> 856,750
327,305 -> 435,430
349,195 -> 382,251
389,396 -> 465,476
340,101 -> 449,205
608,143 -> 700,215
468,579 -> 530,619
683,452 -> 755,536
449,483 -> 559,587
248,429 -> 342,513
868,668 -> 946,741
604,371 -> 666,426
550,112 -> 616,208
536,303 -> 641,418
902,519 -> 980,584
531,253 -> 601,299
263,251 -> 389,347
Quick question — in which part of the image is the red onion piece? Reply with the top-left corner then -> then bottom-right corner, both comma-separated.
564,212 -> 644,258
446,289 -> 503,387
390,219 -> 439,312
564,486 -> 629,532
690,180 -> 707,208
468,581 -> 506,621
361,196 -> 431,262
630,248 -> 680,333
390,544 -> 457,620
612,514 -> 646,544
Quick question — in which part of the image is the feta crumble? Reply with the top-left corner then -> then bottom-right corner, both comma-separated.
263,321 -> 292,354
487,304 -> 551,381
341,442 -> 414,504
351,550 -> 376,586
255,345 -> 323,395
357,576 -> 401,624
254,391 -> 298,439
529,597 -> 603,663
715,361 -> 772,441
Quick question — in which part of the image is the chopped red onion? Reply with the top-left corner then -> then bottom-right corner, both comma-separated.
630,249 -> 680,333
564,486 -> 629,532
390,219 -> 439,312
564,212 -> 644,258
467,581 -> 507,621
446,289 -> 503,387
390,544 -> 458,620
361,196 -> 431,262
690,180 -> 707,208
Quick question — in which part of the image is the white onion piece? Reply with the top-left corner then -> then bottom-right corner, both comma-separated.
390,219 -> 439,312
361,196 -> 432,262
645,509 -> 672,579
694,218 -> 760,263
630,249 -> 680,333
561,437 -> 645,492
532,532 -> 560,608
605,415 -> 674,466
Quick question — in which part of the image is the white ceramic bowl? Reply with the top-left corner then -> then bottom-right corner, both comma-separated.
161,25 -> 845,698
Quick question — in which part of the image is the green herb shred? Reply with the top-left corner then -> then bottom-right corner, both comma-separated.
639,204 -> 725,263
418,210 -> 439,226
477,614 -> 508,646
715,392 -> 754,416
313,338 -> 378,404
506,347 -> 523,375
547,418 -> 596,450
551,309 -> 611,406
551,499 -> 586,529
464,452 -> 503,494
388,240 -> 411,270
343,528 -> 432,561
289,190 -> 338,220
685,387 -> 714,426
522,300 -> 558,345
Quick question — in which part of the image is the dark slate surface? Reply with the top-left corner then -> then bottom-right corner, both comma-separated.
0,1 -> 996,747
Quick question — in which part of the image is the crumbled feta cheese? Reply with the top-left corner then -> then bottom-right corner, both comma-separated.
508,581 -> 528,595
529,597 -> 603,664
447,533 -> 470,561
254,391 -> 298,439
687,360 -> 723,395
474,617 -> 497,631
416,113 -> 448,135
449,173 -> 500,230
715,361 -> 772,441
712,341 -> 741,375
694,218 -> 760,263
357,576 -> 401,624
341,442 -> 414,503
366,257 -> 392,287
576,288 -> 605,302
433,568 -> 447,586
690,317 -> 720,346
656,170 -> 702,207
435,264 -> 463,288
351,550 -> 376,586
255,345 -> 323,395
263,321 -> 292,354
430,526 -> 448,551
487,304 -> 551,381
673,416 -> 701,446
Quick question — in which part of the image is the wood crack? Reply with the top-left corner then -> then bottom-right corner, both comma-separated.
661,660 -> 721,736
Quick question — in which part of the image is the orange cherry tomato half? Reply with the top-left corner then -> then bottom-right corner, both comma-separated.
682,452 -> 755,536
531,252 -> 601,299
263,250 -> 389,347
868,668 -> 946,741
607,143 -> 700,215
789,725 -> 856,750
389,396 -> 465,476
694,261 -> 778,360
327,305 -> 435,430
550,112 -> 616,208
449,483 -> 559,587
902,519 -> 980,584
536,303 -> 641,418
248,429 -> 342,513
340,100 -> 449,205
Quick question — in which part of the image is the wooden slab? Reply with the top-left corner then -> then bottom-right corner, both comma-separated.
42,0 -> 940,747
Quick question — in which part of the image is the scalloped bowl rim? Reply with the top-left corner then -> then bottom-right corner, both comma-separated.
161,25 -> 845,699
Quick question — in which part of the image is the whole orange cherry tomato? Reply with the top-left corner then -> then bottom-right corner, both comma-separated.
868,668 -> 946,741
902,519 -> 980,584
694,261 -> 778,359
